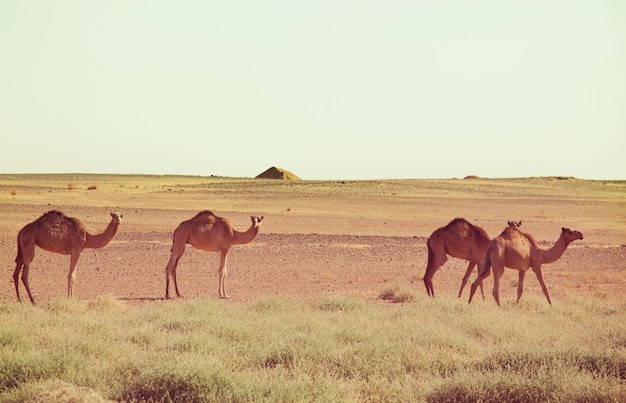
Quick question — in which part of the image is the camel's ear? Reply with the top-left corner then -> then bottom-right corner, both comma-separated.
507,220 -> 522,228
252,216 -> 264,226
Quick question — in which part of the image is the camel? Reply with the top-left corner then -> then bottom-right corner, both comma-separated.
13,210 -> 122,304
468,226 -> 583,305
423,218 -> 521,298
165,211 -> 264,299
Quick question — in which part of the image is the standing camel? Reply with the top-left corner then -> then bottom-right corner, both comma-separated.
165,211 -> 263,299
14,210 -> 122,304
468,226 -> 583,305
423,218 -> 521,298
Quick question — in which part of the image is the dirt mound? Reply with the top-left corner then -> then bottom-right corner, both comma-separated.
255,166 -> 301,180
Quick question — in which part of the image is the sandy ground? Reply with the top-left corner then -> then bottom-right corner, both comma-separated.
1,177 -> 625,305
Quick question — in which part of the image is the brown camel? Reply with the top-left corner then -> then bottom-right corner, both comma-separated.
468,226 -> 583,305
165,211 -> 264,299
423,218 -> 521,298
13,210 -> 122,304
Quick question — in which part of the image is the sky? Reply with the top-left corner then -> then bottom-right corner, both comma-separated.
1,1 -> 625,180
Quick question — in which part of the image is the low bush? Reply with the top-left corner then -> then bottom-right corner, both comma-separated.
378,285 -> 416,303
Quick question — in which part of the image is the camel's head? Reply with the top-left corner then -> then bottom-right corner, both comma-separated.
110,212 -> 123,224
562,227 -> 583,242
251,215 -> 264,228
507,220 -> 522,228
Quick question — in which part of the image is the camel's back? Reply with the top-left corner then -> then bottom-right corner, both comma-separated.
429,218 -> 490,258
183,211 -> 233,250
491,227 -> 536,264
188,211 -> 231,233
497,227 -> 539,248
23,210 -> 86,253
441,218 -> 490,245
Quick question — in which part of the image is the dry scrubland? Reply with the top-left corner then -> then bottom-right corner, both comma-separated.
0,174 -> 625,402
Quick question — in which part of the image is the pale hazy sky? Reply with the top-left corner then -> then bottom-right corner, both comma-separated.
1,1 -> 625,180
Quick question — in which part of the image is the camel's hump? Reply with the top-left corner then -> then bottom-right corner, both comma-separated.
191,210 -> 217,220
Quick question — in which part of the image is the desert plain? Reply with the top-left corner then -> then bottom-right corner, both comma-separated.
1,174 -> 624,305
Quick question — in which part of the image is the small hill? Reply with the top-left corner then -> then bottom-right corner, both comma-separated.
255,166 -> 301,181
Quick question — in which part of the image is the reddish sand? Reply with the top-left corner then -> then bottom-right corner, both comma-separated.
1,177 -> 624,305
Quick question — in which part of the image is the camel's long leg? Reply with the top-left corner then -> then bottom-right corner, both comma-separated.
13,262 -> 23,303
165,254 -> 183,299
516,270 -> 526,303
15,241 -> 36,304
423,261 -> 443,298
67,252 -> 80,299
491,265 -> 504,306
165,231 -> 187,299
423,243 -> 446,297
533,266 -> 552,305
469,260 -> 490,304
458,261 -> 485,299
20,264 -> 35,305
218,250 -> 229,299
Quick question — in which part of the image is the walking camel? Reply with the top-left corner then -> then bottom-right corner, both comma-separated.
468,225 -> 583,305
14,210 -> 122,304
165,211 -> 264,299
423,218 -> 521,298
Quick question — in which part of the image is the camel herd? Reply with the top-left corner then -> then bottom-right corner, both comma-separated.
11,210 -> 582,306
425,218 -> 583,305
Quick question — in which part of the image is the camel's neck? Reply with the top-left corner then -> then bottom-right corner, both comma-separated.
232,225 -> 260,246
85,219 -> 120,249
540,234 -> 571,264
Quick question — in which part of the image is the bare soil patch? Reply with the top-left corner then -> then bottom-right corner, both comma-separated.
1,175 -> 624,305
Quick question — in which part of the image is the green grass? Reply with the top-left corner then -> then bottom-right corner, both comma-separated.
1,295 -> 625,402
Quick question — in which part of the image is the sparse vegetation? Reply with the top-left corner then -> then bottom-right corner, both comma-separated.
379,285 -> 416,303
87,185 -> 97,190
1,295 -> 624,402
0,174 -> 624,402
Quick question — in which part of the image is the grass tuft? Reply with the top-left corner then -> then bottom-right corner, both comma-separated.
314,296 -> 365,312
378,285 -> 416,303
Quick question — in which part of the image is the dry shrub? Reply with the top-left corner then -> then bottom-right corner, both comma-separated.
10,189 -> 17,196
379,286 -> 415,303
87,185 -> 98,190
67,183 -> 75,190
